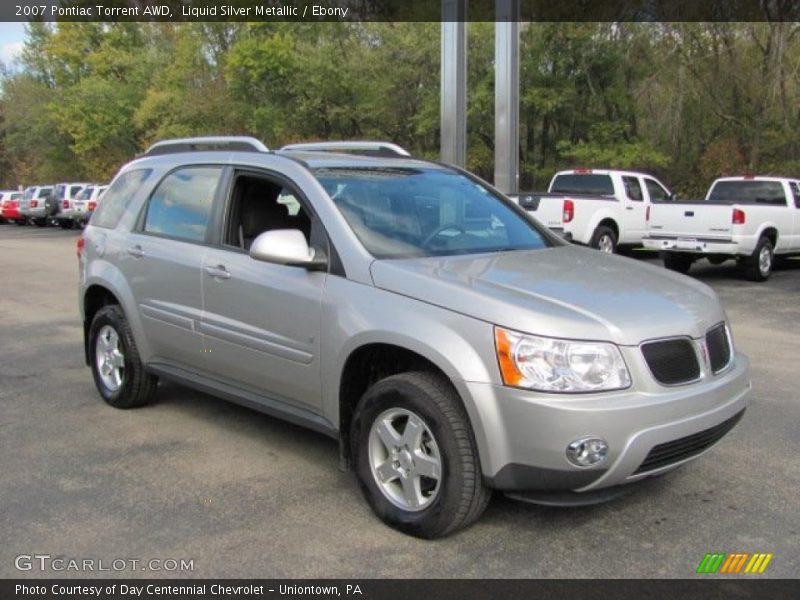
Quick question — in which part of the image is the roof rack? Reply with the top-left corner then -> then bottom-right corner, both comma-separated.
144,136 -> 269,156
279,141 -> 411,158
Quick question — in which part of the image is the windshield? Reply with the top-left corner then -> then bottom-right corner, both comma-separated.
313,167 -> 551,258
708,181 -> 787,205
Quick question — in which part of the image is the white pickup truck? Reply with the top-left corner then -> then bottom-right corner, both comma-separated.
513,169 -> 674,254
643,176 -> 800,281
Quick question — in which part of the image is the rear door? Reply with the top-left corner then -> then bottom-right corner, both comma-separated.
621,175 -> 646,241
789,181 -> 800,250
200,167 -> 326,412
122,165 -> 223,372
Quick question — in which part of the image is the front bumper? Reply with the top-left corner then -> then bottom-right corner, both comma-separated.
464,352 -> 751,493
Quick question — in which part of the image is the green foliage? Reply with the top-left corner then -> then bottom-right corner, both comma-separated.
1,22 -> 799,192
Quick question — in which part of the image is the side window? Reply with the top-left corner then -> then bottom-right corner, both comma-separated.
622,176 -> 643,201
92,169 -> 153,229
143,166 -> 222,243
224,173 -> 313,251
791,181 -> 800,208
70,185 -> 83,197
645,179 -> 670,202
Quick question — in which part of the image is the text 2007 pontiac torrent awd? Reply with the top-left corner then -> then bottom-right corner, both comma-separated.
78,137 -> 751,538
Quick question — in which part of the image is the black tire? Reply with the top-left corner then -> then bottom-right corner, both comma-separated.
590,225 -> 617,254
741,236 -> 773,282
59,219 -> 73,230
662,252 -> 693,274
33,218 -> 47,227
89,305 -> 158,408
351,371 -> 490,539
707,256 -> 727,266
15,219 -> 26,226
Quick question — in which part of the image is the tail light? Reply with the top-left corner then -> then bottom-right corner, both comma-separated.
30,200 -> 38,208
646,205 -> 651,222
563,199 -> 575,223
88,201 -> 97,211
732,208 -> 746,225
76,236 -> 85,259
63,200 -> 69,208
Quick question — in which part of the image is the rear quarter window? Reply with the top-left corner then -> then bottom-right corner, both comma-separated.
550,174 -> 615,196
790,181 -> 800,208
622,176 -> 644,201
91,169 -> 153,229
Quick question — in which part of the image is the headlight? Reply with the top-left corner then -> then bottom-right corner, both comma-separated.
494,326 -> 631,392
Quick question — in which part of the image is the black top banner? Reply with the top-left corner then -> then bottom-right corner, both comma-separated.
4,0 -> 800,22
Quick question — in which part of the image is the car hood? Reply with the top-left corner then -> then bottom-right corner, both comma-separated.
369,246 -> 725,346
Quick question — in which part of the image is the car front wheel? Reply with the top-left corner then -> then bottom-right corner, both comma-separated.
351,371 -> 490,539
89,305 -> 157,408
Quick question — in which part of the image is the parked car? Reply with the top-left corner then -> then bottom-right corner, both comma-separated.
19,185 -> 56,226
513,169 -> 674,253
0,190 -> 23,224
68,184 -> 108,227
643,176 -> 800,281
78,137 -> 750,538
54,182 -> 92,229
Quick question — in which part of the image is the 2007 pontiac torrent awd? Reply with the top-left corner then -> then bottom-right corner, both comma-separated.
78,137 -> 751,538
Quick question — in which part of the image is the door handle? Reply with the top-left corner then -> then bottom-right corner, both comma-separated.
127,245 -> 144,258
625,206 -> 634,211
204,265 -> 231,280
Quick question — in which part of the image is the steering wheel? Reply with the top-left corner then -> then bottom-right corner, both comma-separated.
422,224 -> 466,247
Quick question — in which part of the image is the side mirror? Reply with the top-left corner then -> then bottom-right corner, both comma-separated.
668,192 -> 677,202
249,229 -> 328,271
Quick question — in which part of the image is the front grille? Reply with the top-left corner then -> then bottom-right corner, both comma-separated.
634,410 -> 745,475
706,323 -> 732,374
641,338 -> 700,385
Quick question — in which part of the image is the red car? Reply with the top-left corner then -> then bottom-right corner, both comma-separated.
0,191 -> 24,225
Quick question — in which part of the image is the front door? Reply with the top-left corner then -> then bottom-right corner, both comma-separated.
200,169 -> 326,411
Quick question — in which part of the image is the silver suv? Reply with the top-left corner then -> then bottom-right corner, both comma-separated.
79,137 -> 751,538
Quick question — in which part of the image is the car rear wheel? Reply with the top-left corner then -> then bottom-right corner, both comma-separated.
742,236 -> 773,282
59,219 -> 74,229
590,226 -> 617,254
662,252 -> 693,274
351,371 -> 490,539
89,305 -> 157,408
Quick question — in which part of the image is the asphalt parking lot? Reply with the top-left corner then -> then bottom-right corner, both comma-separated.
1,223 -> 798,579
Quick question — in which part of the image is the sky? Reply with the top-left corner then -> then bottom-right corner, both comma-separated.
0,22 -> 27,65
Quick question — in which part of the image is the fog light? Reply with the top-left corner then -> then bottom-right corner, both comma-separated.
566,437 -> 608,467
